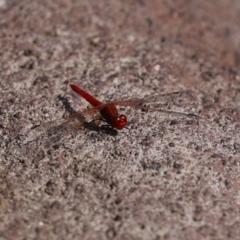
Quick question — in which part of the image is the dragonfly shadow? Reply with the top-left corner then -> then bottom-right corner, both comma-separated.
58,95 -> 76,115
83,122 -> 118,136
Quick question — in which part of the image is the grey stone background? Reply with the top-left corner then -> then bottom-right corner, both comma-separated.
0,0 -> 240,239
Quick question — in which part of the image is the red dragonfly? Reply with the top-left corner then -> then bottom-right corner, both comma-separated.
25,84 -> 199,145
69,84 -> 200,130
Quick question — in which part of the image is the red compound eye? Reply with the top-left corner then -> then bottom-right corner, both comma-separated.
112,115 -> 127,130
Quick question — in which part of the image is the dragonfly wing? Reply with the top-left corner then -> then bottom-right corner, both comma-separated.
109,90 -> 196,106
23,104 -> 108,146
23,114 -> 84,145
107,90 -> 201,118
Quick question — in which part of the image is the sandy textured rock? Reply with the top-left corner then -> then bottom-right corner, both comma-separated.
0,0 -> 240,239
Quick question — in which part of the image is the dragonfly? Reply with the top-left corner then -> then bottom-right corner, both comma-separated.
24,84 -> 200,146
69,83 -> 199,129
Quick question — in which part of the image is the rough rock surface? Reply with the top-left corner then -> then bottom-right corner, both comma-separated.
0,0 -> 240,239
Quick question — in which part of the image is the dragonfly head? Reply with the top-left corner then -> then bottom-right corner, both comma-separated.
112,114 -> 127,130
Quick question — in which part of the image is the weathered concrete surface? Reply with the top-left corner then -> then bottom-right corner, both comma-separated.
0,0 -> 240,239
